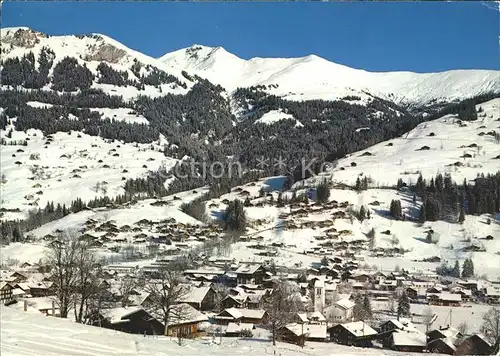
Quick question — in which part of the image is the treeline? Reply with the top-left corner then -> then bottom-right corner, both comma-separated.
407,172 -> 500,222
1,47 -> 55,88
1,48 -> 186,93
98,60 -> 187,89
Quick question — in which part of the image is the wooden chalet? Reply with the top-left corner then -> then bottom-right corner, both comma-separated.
90,307 -> 163,335
279,323 -> 328,345
0,282 -> 13,302
179,285 -> 216,311
235,264 -> 267,285
427,292 -> 462,307
328,321 -> 377,347
165,303 -> 209,338
456,334 -> 492,355
213,307 -> 267,325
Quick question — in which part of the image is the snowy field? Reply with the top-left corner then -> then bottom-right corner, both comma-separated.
0,307 -> 443,356
317,98 -> 500,187
0,125 -> 176,219
0,187 -> 209,266
202,175 -> 500,280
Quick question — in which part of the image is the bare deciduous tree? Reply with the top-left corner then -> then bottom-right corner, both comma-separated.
457,321 -> 469,336
143,269 -> 189,335
46,231 -> 80,318
119,276 -> 138,307
422,307 -> 435,334
46,230 -> 104,322
212,283 -> 229,312
73,240 -> 101,323
263,281 -> 303,346
481,307 -> 500,347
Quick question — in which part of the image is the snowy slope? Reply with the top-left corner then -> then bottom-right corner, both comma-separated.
0,306 -> 437,356
319,98 -> 500,187
0,125 -> 176,219
0,27 -> 191,100
159,45 -> 500,105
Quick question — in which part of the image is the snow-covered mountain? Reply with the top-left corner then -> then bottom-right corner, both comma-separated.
159,44 -> 500,106
0,27 -> 193,100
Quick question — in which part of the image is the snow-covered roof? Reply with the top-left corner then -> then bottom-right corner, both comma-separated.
427,292 -> 462,302
180,285 -> 212,304
334,298 -> 355,310
392,330 -> 426,347
102,306 -> 144,324
169,303 -> 208,326
340,321 -> 377,337
284,323 -> 327,339
221,307 -> 266,320
235,264 -> 263,275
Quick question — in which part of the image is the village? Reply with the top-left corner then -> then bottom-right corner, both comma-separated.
1,242 -> 500,355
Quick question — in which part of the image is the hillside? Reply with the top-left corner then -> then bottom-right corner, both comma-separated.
160,44 -> 500,106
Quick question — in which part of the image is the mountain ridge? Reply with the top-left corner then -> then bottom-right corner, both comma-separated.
2,26 -> 499,107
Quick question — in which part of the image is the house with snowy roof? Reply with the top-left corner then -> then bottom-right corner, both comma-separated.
89,306 -> 164,335
324,298 -> 355,324
179,285 -> 216,311
328,321 -> 377,347
213,307 -> 267,325
279,323 -> 328,345
235,264 -> 267,285
166,303 -> 209,338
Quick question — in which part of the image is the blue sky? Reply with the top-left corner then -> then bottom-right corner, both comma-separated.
2,1 -> 498,72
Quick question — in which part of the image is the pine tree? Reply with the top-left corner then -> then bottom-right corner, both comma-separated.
320,256 -> 329,266
359,205 -> 366,222
458,206 -> 465,224
363,294 -> 372,320
419,202 -> 427,223
397,291 -> 411,319
355,177 -> 361,191
12,225 -> 23,242
462,258 -> 474,278
277,193 -> 284,207
316,181 -> 330,204
452,260 -> 461,278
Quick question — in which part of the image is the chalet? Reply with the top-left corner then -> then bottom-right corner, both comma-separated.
279,323 -> 328,345
427,292 -> 461,306
213,307 -> 267,325
324,298 -> 355,324
7,272 -> 28,284
427,326 -> 462,344
427,337 -> 459,355
165,303 -> 208,338
328,321 -> 377,347
235,264 -> 267,285
220,294 -> 248,310
0,282 -> 13,302
294,311 -> 327,325
179,285 -> 216,311
458,279 -> 479,293
456,334 -> 492,355
91,307 -> 164,335
387,330 -> 426,353
485,287 -> 500,304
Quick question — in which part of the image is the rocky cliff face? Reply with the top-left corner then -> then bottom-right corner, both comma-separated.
1,28 -> 46,52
